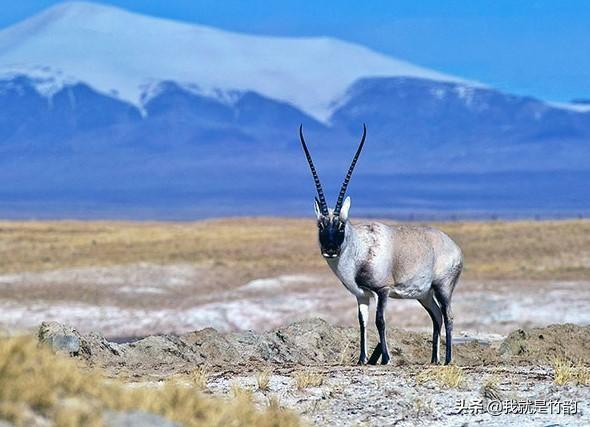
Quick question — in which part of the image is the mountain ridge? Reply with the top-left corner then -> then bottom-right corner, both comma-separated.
0,1 -> 476,122
1,3 -> 589,218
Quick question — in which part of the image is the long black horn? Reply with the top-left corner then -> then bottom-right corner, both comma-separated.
333,124 -> 367,216
299,124 -> 329,216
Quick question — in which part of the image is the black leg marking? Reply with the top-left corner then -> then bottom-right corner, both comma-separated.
442,300 -> 454,365
367,342 -> 382,365
357,307 -> 367,365
375,288 -> 390,365
433,287 -> 454,365
419,290 -> 442,364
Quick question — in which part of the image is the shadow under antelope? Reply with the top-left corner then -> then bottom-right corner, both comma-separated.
299,124 -> 463,365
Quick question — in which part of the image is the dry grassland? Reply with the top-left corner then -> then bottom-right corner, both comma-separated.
1,218 -> 589,283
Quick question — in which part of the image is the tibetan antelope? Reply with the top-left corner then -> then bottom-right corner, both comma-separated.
299,124 -> 463,365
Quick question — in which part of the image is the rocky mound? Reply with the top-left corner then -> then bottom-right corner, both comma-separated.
498,323 -> 590,363
38,319 -> 590,377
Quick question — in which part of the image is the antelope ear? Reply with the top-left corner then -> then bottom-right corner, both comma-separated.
313,198 -> 323,220
339,196 -> 351,222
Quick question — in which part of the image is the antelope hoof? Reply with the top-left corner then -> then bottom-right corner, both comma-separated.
381,354 -> 391,365
357,357 -> 368,366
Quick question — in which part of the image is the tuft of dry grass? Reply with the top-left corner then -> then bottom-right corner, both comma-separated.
256,369 -> 272,392
230,382 -> 254,401
552,357 -> 575,385
577,366 -> 590,385
0,336 -> 300,427
189,364 -> 210,390
293,370 -> 324,390
416,365 -> 464,389
552,357 -> 590,386
266,395 -> 281,410
481,376 -> 504,400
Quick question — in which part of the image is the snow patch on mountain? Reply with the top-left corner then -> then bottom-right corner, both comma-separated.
547,101 -> 590,113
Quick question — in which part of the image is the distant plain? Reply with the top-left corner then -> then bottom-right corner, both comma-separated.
1,218 -> 589,337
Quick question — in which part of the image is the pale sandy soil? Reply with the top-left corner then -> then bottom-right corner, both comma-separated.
1,262 -> 590,339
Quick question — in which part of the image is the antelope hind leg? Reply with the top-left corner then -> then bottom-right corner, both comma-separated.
419,289 -> 443,364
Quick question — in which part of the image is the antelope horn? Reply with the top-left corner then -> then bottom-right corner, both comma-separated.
333,124 -> 367,216
299,125 -> 329,216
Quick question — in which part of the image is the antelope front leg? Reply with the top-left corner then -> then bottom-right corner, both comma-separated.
356,292 -> 371,365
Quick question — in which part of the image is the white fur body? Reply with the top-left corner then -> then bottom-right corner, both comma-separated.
325,220 -> 463,300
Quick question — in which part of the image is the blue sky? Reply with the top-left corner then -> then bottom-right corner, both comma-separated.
1,0 -> 589,103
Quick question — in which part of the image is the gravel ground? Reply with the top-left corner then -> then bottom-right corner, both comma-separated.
33,319 -> 590,426
206,365 -> 589,426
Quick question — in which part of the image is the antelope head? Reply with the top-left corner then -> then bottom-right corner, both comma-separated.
299,124 -> 366,258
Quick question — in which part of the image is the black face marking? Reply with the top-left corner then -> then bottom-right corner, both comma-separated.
318,217 -> 345,257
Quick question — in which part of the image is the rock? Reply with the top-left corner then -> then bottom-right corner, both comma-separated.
37,321 -> 123,363
35,318 -> 470,372
38,321 -> 81,356
103,411 -> 180,427
182,327 -> 242,364
123,334 -> 200,374
83,331 -> 124,361
36,319 -> 590,378
498,328 -> 528,358
0,420 -> 15,427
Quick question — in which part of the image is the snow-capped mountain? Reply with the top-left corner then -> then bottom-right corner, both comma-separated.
0,2 -> 589,219
0,1 -> 471,122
